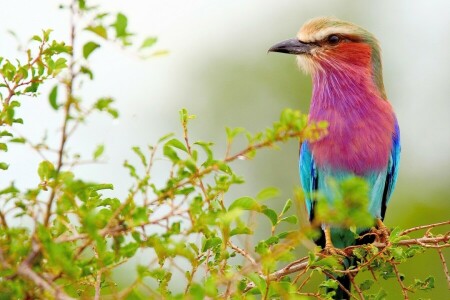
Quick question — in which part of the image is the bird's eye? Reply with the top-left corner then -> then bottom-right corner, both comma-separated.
327,35 -> 340,45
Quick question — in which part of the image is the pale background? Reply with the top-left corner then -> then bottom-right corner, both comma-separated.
1,0 -> 449,297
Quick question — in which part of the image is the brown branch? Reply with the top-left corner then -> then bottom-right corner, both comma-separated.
391,262 -> 410,299
436,247 -> 450,289
228,241 -> 258,267
43,0 -> 77,227
242,222 -> 449,294
400,220 -> 450,236
17,261 -> 74,300
348,273 -> 364,300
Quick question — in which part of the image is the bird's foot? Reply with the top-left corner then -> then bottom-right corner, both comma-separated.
373,219 -> 390,244
322,244 -> 347,257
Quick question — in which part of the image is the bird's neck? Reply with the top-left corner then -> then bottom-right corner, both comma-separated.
308,65 -> 395,174
310,64 -> 382,113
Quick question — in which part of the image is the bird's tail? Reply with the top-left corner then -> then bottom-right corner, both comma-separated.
332,274 -> 351,300
326,256 -> 352,299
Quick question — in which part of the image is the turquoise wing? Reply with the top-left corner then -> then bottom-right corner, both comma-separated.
299,141 -> 318,221
380,118 -> 401,219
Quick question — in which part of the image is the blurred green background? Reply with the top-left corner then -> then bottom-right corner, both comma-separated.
1,0 -> 449,298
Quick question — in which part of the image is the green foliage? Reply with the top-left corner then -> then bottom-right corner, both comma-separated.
0,1 -> 448,299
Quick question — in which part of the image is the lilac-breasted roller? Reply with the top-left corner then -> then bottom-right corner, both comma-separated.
269,17 -> 401,298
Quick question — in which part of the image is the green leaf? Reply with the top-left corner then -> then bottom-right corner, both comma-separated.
0,131 -> 13,137
359,279 -> 374,291
88,184 -> 113,192
412,276 -> 435,291
311,256 -> 343,270
86,25 -> 108,39
262,208 -> 278,226
373,289 -> 387,300
230,226 -> 252,236
281,199 -> 292,215
80,66 -> 94,80
9,137 -> 25,144
140,37 -> 157,49
0,162 -> 8,170
202,237 -> 222,252
229,197 -> 261,212
48,85 -> 59,110
320,279 -> 338,290
132,146 -> 147,166
158,133 -> 174,143
37,160 -> 55,180
93,144 -> 105,159
83,41 -> 100,59
247,273 -> 266,294
31,35 -> 42,42
113,13 -> 128,38
0,143 -> 7,152
165,138 -> 188,152
280,215 -> 297,224
256,187 -> 279,201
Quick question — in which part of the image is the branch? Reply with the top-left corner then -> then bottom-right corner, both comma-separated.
243,221 -> 450,293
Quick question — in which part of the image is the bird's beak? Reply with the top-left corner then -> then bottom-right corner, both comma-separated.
268,38 -> 313,55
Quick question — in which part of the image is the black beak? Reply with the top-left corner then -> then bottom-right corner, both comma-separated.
268,38 -> 313,55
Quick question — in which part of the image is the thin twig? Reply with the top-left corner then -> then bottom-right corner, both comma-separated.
391,262 -> 410,300
436,247 -> 450,289
400,220 -> 450,236
228,241 -> 258,267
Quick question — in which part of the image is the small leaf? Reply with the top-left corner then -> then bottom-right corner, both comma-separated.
9,138 -> 25,144
93,144 -> 105,159
256,187 -> 279,201
281,199 -> 292,215
38,160 -> 55,180
86,25 -> 108,39
0,143 -> 7,152
49,85 -> 59,110
202,237 -> 222,252
280,215 -> 297,224
229,197 -> 261,212
165,138 -> 188,153
83,41 -> 100,59
157,133 -> 174,143
140,37 -> 157,49
262,208 -> 278,226
132,146 -> 147,166
113,13 -> 128,38
0,162 -> 8,170
359,279 -> 374,291
320,279 -> 338,290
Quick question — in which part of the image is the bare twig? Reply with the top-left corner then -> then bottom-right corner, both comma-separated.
436,247 -> 450,289
17,262 -> 75,300
400,220 -> 450,236
391,262 -> 410,299
228,241 -> 258,267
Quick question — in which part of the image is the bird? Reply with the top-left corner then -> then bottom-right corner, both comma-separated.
269,17 -> 401,299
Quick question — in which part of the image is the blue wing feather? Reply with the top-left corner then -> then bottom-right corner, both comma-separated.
299,142 -> 317,220
380,117 -> 401,218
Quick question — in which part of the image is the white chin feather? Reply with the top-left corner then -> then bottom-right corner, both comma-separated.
296,55 -> 319,74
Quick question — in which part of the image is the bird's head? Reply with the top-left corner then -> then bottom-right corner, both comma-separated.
269,17 -> 385,97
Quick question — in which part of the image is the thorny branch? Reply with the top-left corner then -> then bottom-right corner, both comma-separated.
242,221 -> 450,297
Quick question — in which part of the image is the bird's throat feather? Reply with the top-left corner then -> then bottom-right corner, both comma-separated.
308,45 -> 394,175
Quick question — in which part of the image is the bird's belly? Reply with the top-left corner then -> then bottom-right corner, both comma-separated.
310,120 -> 392,175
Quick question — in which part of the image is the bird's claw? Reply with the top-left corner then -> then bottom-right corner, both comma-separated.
373,219 -> 391,244
322,245 -> 347,257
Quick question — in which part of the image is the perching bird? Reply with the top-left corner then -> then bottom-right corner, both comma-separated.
269,17 -> 400,299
